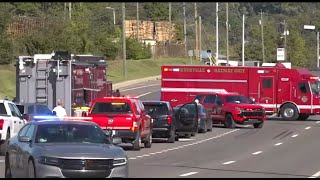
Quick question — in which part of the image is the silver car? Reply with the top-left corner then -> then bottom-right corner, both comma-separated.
5,120 -> 128,178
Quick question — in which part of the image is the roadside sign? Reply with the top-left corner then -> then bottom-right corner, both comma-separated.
277,48 -> 285,61
188,50 -> 193,57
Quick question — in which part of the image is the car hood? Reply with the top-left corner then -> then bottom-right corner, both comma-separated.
34,143 -> 125,159
227,103 -> 263,109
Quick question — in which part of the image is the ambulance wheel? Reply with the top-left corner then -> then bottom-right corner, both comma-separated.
298,114 -> 309,121
225,114 -> 236,129
280,104 -> 299,121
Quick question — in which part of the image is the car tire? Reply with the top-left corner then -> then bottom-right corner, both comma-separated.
207,120 -> 213,132
132,131 -> 141,151
5,154 -> 12,178
144,133 -> 152,148
185,133 -> 191,138
225,114 -> 236,129
175,134 -> 179,141
27,159 -> 36,178
167,130 -> 175,143
280,103 -> 299,121
253,121 -> 264,128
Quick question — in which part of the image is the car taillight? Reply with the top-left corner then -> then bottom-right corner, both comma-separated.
167,115 -> 172,125
0,119 -> 4,129
26,117 -> 30,122
131,121 -> 138,132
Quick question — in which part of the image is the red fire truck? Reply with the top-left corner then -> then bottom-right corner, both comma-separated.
161,64 -> 320,121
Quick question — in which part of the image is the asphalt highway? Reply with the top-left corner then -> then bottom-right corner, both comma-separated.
119,80 -> 320,178
1,79 -> 320,178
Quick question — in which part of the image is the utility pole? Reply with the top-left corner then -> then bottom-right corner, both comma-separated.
242,14 -> 245,66
183,2 -> 187,57
136,2 -> 139,41
64,3 -> 66,20
216,3 -> 219,62
69,2 -> 72,20
169,2 -> 172,44
317,31 -> 319,68
226,3 -> 229,64
199,15 -> 202,60
194,3 -> 198,60
260,9 -> 265,63
122,3 -> 127,79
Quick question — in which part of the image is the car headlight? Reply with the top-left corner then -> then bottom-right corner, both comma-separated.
38,156 -> 60,166
113,158 -> 127,167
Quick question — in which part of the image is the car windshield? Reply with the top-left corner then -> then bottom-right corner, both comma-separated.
35,123 -> 111,144
225,95 -> 251,104
311,81 -> 320,95
91,102 -> 132,114
144,103 -> 169,117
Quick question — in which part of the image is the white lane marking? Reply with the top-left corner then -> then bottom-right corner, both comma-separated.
305,127 -> 311,130
129,158 -> 136,160
121,84 -> 159,92
137,90 -> 159,98
291,134 -> 299,138
243,125 -> 251,128
308,170 -> 320,178
178,138 -> 195,141
274,142 -> 283,146
142,154 -> 150,157
130,129 -> 240,160
252,151 -> 263,155
179,172 -> 198,177
317,121 -> 320,124
223,161 -> 236,165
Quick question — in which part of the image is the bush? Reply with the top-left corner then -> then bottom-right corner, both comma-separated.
126,38 -> 152,60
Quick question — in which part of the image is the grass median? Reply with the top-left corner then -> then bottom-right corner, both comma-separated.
0,57 -> 200,99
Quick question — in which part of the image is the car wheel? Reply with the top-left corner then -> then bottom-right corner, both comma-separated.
27,159 -> 36,178
132,131 -> 141,151
5,154 -> 12,178
144,133 -> 152,148
1,129 -> 10,156
225,114 -> 236,129
280,103 -> 299,121
175,134 -> 179,141
253,121 -> 264,128
167,129 -> 175,143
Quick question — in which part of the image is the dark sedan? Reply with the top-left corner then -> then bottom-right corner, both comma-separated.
5,120 -> 128,178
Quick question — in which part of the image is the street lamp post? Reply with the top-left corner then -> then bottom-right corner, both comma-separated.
106,7 -> 116,25
304,25 -> 319,68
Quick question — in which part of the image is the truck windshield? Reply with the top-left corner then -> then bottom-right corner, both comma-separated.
225,95 -> 251,104
311,81 -> 320,94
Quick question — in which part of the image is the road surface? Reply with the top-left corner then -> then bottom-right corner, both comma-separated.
1,79 -> 320,178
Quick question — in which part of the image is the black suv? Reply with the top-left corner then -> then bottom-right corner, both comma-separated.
143,101 -> 177,143
143,101 -> 198,142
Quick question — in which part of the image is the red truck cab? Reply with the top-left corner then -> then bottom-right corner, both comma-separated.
87,96 -> 153,151
194,93 -> 266,128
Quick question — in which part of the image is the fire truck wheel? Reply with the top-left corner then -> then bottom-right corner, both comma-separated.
298,114 -> 309,121
253,121 -> 264,128
132,131 -> 141,151
225,114 -> 236,129
280,104 -> 299,121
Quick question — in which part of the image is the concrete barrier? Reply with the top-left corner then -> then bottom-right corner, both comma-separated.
113,75 -> 161,89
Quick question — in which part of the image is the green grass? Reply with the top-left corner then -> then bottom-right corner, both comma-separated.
0,57 -> 201,99
0,64 -> 16,99
107,58 -> 200,83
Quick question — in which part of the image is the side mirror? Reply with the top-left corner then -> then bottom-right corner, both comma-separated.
250,97 -> 256,104
22,114 -> 29,121
18,136 -> 31,143
112,137 -> 122,145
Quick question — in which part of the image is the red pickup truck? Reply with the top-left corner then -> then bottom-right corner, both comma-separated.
86,96 -> 153,151
194,92 -> 266,128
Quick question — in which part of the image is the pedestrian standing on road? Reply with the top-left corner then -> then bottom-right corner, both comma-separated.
53,100 -> 67,118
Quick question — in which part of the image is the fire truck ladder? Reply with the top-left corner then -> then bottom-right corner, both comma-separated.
35,60 -> 48,104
